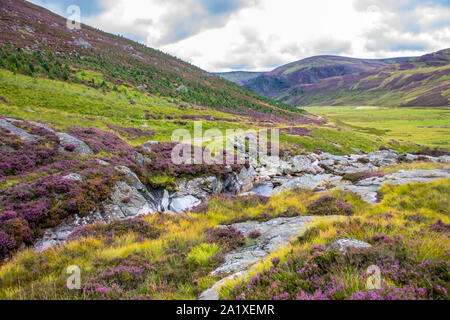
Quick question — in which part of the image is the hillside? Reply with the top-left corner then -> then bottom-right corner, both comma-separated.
241,56 -> 406,99
215,71 -> 264,86
0,0 -> 302,118
283,49 -> 450,107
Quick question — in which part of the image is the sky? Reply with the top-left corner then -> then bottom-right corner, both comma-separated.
29,0 -> 450,72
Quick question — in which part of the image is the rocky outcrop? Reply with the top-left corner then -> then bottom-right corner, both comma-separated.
173,176 -> 224,201
272,174 -> 343,194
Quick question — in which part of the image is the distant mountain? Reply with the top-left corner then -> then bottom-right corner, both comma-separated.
282,49 -> 450,107
215,71 -> 264,86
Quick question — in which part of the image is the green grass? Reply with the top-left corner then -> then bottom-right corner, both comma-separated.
304,106 -> 450,149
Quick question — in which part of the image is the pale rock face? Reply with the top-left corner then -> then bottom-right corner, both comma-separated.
173,176 -> 224,201
438,156 -> 450,163
238,166 -> 256,192
63,173 -> 83,182
337,169 -> 450,203
74,38 -> 91,49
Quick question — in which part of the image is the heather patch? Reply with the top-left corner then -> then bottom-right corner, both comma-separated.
139,142 -> 242,179
106,124 -> 156,139
307,195 -> 354,216
426,220 -> 450,234
83,253 -> 157,300
280,127 -> 312,136
0,166 -> 119,257
413,148 -> 450,157
67,218 -> 161,243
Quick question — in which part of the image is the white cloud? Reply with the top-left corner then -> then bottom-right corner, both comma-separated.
82,0 -> 450,72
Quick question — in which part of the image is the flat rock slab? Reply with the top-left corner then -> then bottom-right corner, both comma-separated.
199,216 -> 340,300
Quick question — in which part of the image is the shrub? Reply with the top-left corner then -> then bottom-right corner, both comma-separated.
307,195 -> 354,216
83,253 -> 156,299
427,220 -> 450,233
413,148 -> 450,157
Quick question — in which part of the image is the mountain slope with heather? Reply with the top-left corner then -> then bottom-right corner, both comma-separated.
241,55 -> 406,99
